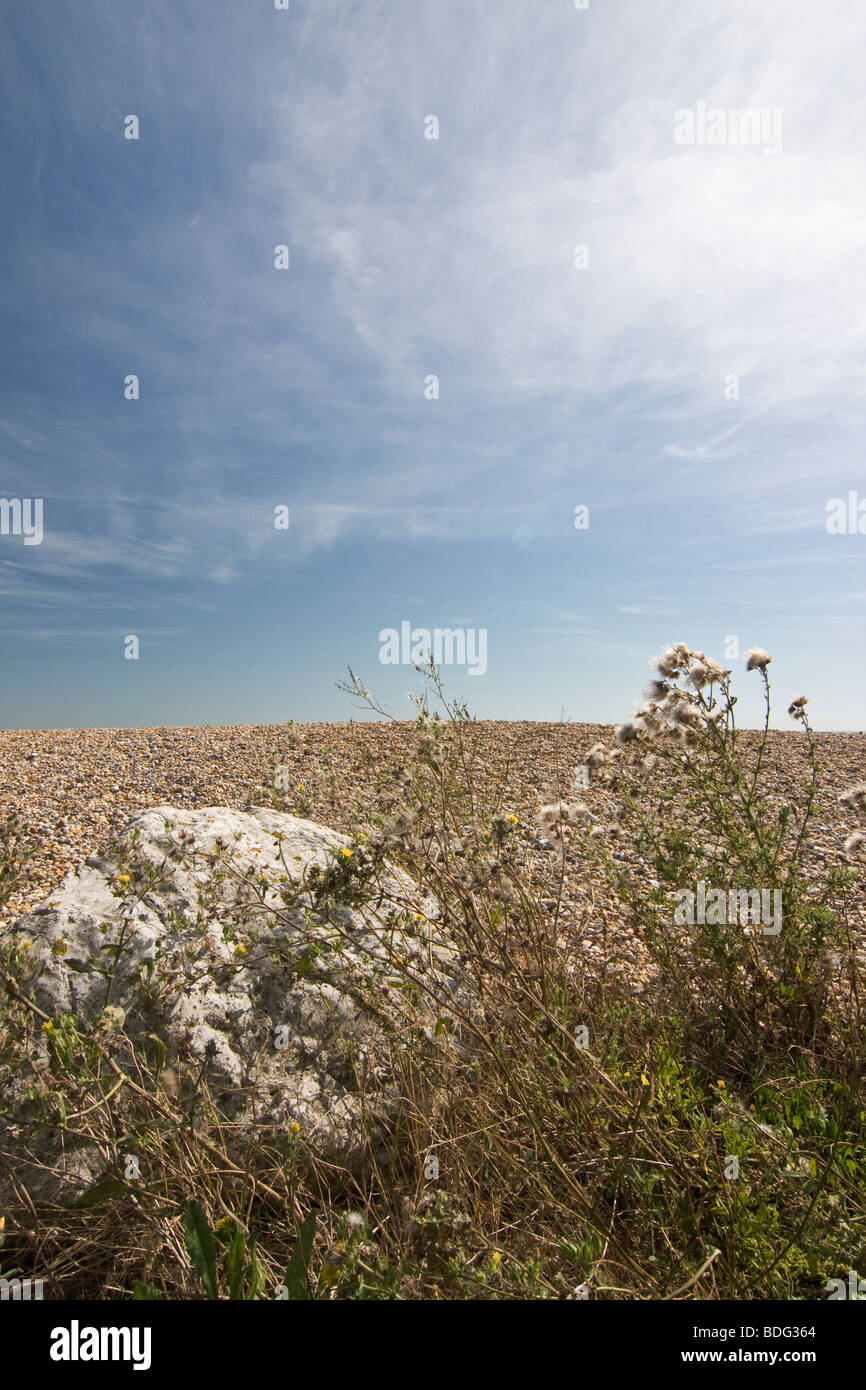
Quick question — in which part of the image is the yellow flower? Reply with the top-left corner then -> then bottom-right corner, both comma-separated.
117,874 -> 131,886
235,944 -> 248,955
507,815 -> 518,825
640,1073 -> 650,1087
490,1251 -> 502,1269
716,1079 -> 726,1089
339,848 -> 352,859
318,1264 -> 341,1288
214,1215 -> 234,1232
21,941 -> 32,950
291,1121 -> 301,1134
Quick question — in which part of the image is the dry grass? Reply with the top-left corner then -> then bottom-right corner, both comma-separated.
1,645 -> 864,1300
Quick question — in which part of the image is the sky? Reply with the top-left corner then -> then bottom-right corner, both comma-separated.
1,0 -> 864,732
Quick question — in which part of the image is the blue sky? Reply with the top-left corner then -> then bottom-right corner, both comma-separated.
1,0 -> 864,731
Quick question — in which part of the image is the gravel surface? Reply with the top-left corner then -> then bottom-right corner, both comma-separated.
2,722 -> 864,994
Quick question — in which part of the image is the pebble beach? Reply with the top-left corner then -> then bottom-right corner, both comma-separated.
2,723 -> 864,988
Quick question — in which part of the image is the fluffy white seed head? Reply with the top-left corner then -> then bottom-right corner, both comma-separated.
744,647 -> 773,672
653,648 -> 682,678
584,742 -> 609,770
538,800 -> 569,826
838,784 -> 866,814
688,659 -> 710,689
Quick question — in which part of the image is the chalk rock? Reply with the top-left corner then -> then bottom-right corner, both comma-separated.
1,807 -> 465,1205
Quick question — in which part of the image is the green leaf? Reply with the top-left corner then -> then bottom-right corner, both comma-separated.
132,1281 -> 165,1300
75,1179 -> 129,1208
246,1236 -> 264,1301
226,1225 -> 246,1301
283,1210 -> 317,1300
147,1033 -> 167,1073
182,1200 -> 219,1300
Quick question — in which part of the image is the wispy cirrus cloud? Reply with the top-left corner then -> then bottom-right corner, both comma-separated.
1,0 -> 864,727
